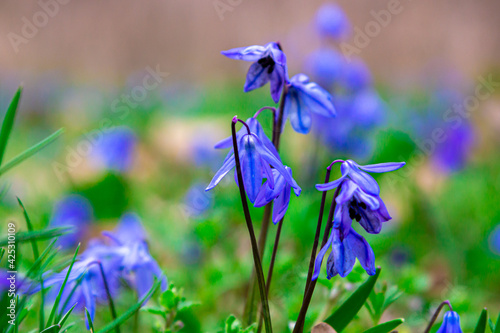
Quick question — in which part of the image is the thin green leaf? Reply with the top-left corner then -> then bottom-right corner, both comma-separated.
86,308 -> 95,333
57,303 -> 78,331
0,247 -> 5,261
0,128 -> 64,177
41,324 -> 62,333
0,226 -> 74,246
489,318 -> 496,333
362,318 -> 404,333
96,277 -> 163,333
46,243 -> 80,327
23,239 -> 57,281
324,268 -> 381,332
473,309 -> 488,333
494,313 -> 500,333
0,86 -> 22,166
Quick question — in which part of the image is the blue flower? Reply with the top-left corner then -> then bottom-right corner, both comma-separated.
184,183 -> 214,218
49,195 -> 93,249
103,213 -> 168,300
315,3 -> 351,41
432,122 -> 475,173
313,226 -> 375,279
206,131 -> 301,203
221,42 -> 287,103
91,126 -> 136,172
340,58 -> 372,92
254,166 -> 300,224
284,74 -> 336,134
305,48 -> 344,89
316,160 -> 405,196
488,224 -> 500,256
437,311 -> 463,333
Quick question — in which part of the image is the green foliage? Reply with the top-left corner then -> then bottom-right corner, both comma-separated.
365,282 -> 403,325
0,226 -> 74,247
0,87 -> 22,166
473,309 -> 488,333
324,268 -> 381,332
218,315 -> 255,333
362,318 -> 404,333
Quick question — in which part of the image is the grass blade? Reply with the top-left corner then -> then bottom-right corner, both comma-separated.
0,226 -> 74,247
41,324 -> 62,333
0,128 -> 64,177
46,243 -> 80,327
96,277 -> 163,333
494,313 -> 500,333
362,318 -> 404,333
86,308 -> 95,333
473,309 -> 488,333
324,268 -> 381,332
0,86 -> 22,166
57,302 -> 78,330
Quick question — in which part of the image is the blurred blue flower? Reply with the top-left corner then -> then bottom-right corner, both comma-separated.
221,42 -> 287,103
340,58 -> 372,92
91,126 -> 136,172
437,311 -> 463,333
254,166 -> 300,224
49,195 -> 93,249
0,269 -> 13,294
284,74 -> 336,134
103,213 -> 168,300
207,130 -> 301,203
36,241 -> 122,329
313,226 -> 375,279
184,183 -> 214,218
488,224 -> 500,256
432,123 -> 475,173
305,48 -> 344,89
315,3 -> 351,40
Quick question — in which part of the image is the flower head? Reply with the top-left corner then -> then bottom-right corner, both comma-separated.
49,195 -> 93,249
254,166 -> 300,224
315,3 -> 351,40
222,42 -> 287,103
207,128 -> 300,203
284,74 -> 336,134
91,126 -> 136,172
313,227 -> 375,279
437,311 -> 463,333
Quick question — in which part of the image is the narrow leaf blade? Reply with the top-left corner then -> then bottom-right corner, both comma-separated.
473,309 -> 488,333
0,226 -> 74,247
362,318 -> 404,333
0,86 -> 22,166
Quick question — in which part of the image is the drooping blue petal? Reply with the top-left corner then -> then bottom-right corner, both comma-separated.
205,154 -> 236,191
357,162 -> 406,173
345,161 -> 380,195
347,229 -> 376,275
285,87 -> 311,134
355,188 -> 380,210
272,183 -> 291,224
328,227 -> 356,278
436,311 -> 463,333
269,62 -> 286,103
312,230 -> 334,280
315,173 -> 348,192
291,74 -> 336,118
221,45 -> 267,61
82,278 -> 96,330
244,62 -> 272,93
214,136 -> 233,149
335,179 -> 357,204
240,134 -> 263,203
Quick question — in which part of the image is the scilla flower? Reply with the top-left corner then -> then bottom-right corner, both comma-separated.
206,130 -> 300,203
284,74 -> 336,134
91,126 -> 136,172
222,42 -> 287,103
254,166 -> 300,224
315,2 -> 351,41
313,227 -> 375,279
437,311 -> 463,333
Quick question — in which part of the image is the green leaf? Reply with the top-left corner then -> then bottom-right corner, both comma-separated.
473,309 -> 488,333
489,318 -> 496,333
86,308 -> 95,333
0,128 -> 64,177
0,226 -> 74,246
46,243 -> 81,327
40,324 -> 62,333
96,277 -> 163,333
141,306 -> 166,316
324,268 -> 381,332
0,86 -> 22,166
494,313 -> 500,333
362,318 -> 404,333
57,302 -> 78,331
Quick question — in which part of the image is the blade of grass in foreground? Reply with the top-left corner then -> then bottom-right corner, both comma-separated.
0,226 -> 74,247
0,86 -> 22,166
96,277 -> 163,333
46,243 -> 80,328
0,128 -> 64,177
86,308 -> 95,333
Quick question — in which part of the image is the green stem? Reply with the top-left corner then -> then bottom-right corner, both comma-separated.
232,118 -> 273,333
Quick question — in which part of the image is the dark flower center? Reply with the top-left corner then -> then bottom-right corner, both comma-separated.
349,201 -> 366,222
258,55 -> 276,74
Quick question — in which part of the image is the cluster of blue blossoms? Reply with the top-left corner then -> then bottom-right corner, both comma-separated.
30,213 -> 167,328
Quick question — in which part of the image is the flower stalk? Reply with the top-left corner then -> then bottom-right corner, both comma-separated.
423,301 -> 453,333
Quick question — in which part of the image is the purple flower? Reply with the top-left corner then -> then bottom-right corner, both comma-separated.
103,213 -> 168,300
91,126 -> 136,172
254,166 -> 300,224
206,130 -> 301,203
305,48 -> 344,89
221,42 -> 287,103
315,3 -> 351,41
313,227 -> 375,279
49,195 -> 93,249
284,74 -> 336,134
341,58 -> 372,92
432,123 -> 475,173
316,160 -> 405,195
437,311 -> 463,333
184,183 -> 214,218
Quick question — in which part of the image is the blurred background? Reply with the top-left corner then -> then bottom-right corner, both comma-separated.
1,0 -> 500,332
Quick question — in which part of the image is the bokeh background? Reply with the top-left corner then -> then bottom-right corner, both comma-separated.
1,0 -> 500,332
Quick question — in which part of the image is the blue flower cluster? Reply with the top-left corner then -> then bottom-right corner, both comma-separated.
313,160 -> 405,278
31,213 -> 167,328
